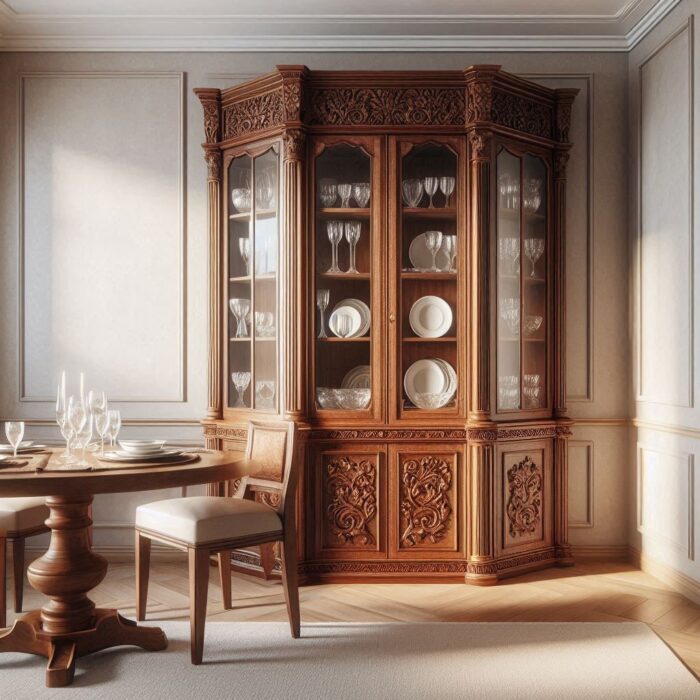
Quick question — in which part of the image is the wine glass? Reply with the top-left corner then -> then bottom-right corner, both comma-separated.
107,409 -> 121,447
94,409 -> 110,456
229,298 -> 251,338
56,382 -> 67,454
4,421 -> 24,459
524,238 -> 545,277
352,182 -> 370,208
337,183 -> 352,208
75,414 -> 93,464
344,221 -> 362,274
319,178 -> 338,207
402,178 -> 423,207
423,177 -> 439,208
238,237 -> 250,275
442,235 -> 457,272
424,230 -> 443,272
499,298 -> 520,336
334,313 -> 353,338
316,288 -> 330,339
439,176 -> 455,207
326,220 -> 343,273
232,371 -> 251,408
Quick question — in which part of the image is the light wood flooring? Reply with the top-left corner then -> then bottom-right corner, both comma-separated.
7,558 -> 700,680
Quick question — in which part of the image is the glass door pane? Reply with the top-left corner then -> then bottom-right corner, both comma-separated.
313,143 -> 372,412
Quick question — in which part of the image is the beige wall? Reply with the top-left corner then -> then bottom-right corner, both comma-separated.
0,50 -> 629,553
629,0 -> 700,588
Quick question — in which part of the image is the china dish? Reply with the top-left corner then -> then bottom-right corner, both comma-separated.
408,233 -> 452,272
118,439 -> 167,455
404,358 -> 457,409
330,298 -> 371,337
341,365 -> 371,389
329,305 -> 362,338
409,296 -> 453,338
99,448 -> 183,464
0,442 -> 44,453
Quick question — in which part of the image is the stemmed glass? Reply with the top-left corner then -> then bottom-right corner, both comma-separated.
352,182 -> 370,208
316,289 -> 330,339
107,409 -> 121,447
232,371 -> 251,408
498,237 -> 520,275
229,298 -> 251,338
439,176 -> 455,207
443,235 -> 457,272
94,408 -> 110,456
75,414 -> 93,464
319,178 -> 338,207
4,421 -> 24,458
337,184 -> 352,208
499,298 -> 520,336
402,178 -> 423,207
424,230 -> 443,272
334,314 -> 353,338
344,221 -> 362,273
67,395 -> 87,460
423,177 -> 439,208
238,237 -> 250,275
56,382 -> 67,455
524,238 -> 545,277
326,220 -> 343,273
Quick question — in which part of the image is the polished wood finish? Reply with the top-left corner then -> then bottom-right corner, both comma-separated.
197,65 -> 576,584
0,450 -> 243,686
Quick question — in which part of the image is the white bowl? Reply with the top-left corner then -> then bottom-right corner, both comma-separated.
119,440 -> 166,454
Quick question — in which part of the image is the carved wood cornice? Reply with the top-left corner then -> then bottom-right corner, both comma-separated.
277,65 -> 308,124
491,89 -> 553,140
194,88 -> 221,144
222,89 -> 284,140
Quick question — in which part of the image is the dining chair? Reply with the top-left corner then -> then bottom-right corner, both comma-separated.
134,419 -> 300,664
0,497 -> 50,627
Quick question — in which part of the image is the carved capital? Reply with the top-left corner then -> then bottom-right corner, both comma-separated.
204,148 -> 222,181
468,129 -> 491,160
283,128 -> 306,161
554,89 -> 577,143
466,80 -> 493,123
554,149 -> 570,179
195,88 -> 221,144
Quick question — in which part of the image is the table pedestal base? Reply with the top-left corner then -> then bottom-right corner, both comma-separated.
0,609 -> 167,687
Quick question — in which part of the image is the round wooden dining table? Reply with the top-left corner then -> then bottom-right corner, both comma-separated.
0,448 -> 241,687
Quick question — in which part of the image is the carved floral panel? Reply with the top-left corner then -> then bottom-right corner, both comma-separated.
491,90 -> 553,140
222,90 -> 284,139
504,452 -> 544,547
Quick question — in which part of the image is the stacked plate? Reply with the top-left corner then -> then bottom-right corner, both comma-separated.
408,234 -> 452,272
409,296 -> 453,338
100,439 -> 183,464
341,365 -> 371,389
404,358 -> 457,409
329,299 -> 371,338
0,441 -> 45,454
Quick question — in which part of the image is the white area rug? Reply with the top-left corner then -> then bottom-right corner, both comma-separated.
0,621 -> 697,699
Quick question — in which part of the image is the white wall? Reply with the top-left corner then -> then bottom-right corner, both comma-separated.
0,50 -> 629,553
629,0 -> 700,590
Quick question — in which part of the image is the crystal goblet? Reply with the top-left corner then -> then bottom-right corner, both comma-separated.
337,183 -> 352,208
352,182 -> 370,208
402,178 -> 423,207
442,234 -> 457,272
424,230 -> 443,272
333,313 -> 354,338
326,220 -> 344,273
231,371 -> 251,408
344,220 -> 362,273
439,176 -> 455,207
524,238 -> 545,277
4,421 -> 24,459
238,237 -> 250,275
316,288 -> 330,338
255,380 -> 276,410
319,178 -> 338,207
229,298 -> 251,338
423,177 -> 439,208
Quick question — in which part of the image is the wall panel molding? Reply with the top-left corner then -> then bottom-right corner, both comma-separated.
17,70 -> 187,404
569,440 -> 594,528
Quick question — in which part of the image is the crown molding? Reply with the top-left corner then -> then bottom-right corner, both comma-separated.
0,0 -> 682,52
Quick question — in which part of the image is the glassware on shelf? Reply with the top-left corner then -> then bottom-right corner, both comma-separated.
231,188 -> 251,213
352,182 -> 370,208
4,421 -> 25,459
402,178 -> 423,207
344,221 -> 362,273
498,237 -> 520,275
439,176 -> 455,206
523,178 -> 542,213
255,169 -> 276,209
316,289 -> 330,339
107,409 -> 121,447
498,173 -> 520,210
231,371 -> 251,408
413,392 -> 454,409
524,238 -> 545,277
498,386 -> 519,410
442,235 -> 457,273
229,298 -> 251,338
523,384 -> 541,409
238,237 -> 250,275
333,313 -> 354,338
499,298 -> 520,336
337,183 -> 352,208
316,387 -> 337,409
56,380 -> 67,454
319,178 -> 338,207
316,387 -> 371,410
424,230 -> 444,272
423,177 -> 439,208
523,315 -> 544,336
74,414 -> 93,464
255,311 -> 275,337
255,380 -> 276,409
326,220 -> 344,273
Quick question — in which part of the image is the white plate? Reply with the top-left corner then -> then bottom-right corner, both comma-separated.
119,441 -> 167,455
0,444 -> 45,453
409,296 -> 453,338
404,359 -> 449,405
435,358 -> 458,399
100,449 -> 183,463
408,234 -> 451,272
341,365 -> 371,389
333,298 -> 371,337
329,305 -> 362,338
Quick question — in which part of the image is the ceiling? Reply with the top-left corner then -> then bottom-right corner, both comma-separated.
0,0 -> 681,52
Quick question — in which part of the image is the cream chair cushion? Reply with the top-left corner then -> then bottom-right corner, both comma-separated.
135,496 -> 282,545
0,497 -> 49,533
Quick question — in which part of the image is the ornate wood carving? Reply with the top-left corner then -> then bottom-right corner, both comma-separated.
467,547 -> 556,575
468,129 -> 491,160
308,87 -> 465,127
258,491 -> 282,510
283,81 -> 302,122
466,81 -> 493,122
311,429 -> 466,441
195,89 -> 221,144
204,148 -> 222,181
283,128 -> 306,161
305,560 -> 466,574
222,90 -> 284,140
324,456 -> 377,546
491,90 -> 553,140
497,426 -> 556,441
203,425 -> 248,441
506,456 -> 543,538
554,150 -> 570,179
399,456 -> 452,547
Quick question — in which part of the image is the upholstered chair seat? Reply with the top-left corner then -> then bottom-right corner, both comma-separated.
0,498 -> 49,532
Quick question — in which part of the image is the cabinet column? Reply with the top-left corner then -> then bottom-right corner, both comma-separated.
282,129 -> 307,420
554,424 -> 574,565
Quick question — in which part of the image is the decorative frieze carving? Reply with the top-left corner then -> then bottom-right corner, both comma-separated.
310,429 -> 466,441
467,428 -> 498,442
467,547 -> 556,575
222,90 -> 284,139
203,425 -> 247,441
308,87 -> 465,127
466,81 -> 493,122
497,426 -> 557,441
305,560 -> 466,574
325,456 -> 378,546
491,90 -> 553,140
506,456 -> 543,538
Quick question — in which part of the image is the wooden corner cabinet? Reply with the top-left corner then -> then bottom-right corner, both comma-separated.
196,65 -> 577,584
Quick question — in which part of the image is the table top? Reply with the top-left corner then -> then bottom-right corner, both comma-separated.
0,448 -> 244,497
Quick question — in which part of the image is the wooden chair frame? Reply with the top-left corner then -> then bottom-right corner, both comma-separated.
134,420 -> 300,664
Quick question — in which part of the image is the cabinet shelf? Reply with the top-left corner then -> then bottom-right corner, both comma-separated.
499,336 -> 546,343
317,336 -> 370,342
229,208 -> 277,221
317,208 -> 370,218
498,273 -> 545,284
402,207 -> 456,219
401,271 -> 456,280
402,336 -> 456,343
317,271 -> 371,280
229,274 -> 277,282
497,207 -> 545,221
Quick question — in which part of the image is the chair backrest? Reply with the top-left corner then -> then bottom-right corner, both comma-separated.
235,419 -> 297,521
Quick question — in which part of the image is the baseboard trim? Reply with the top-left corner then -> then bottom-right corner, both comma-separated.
630,547 -> 700,606
570,544 -> 630,561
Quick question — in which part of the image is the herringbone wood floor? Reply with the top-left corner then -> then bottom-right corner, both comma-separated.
6,558 -> 700,679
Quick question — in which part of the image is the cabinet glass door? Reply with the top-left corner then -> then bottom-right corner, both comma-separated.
496,148 -> 548,413
227,145 -> 280,412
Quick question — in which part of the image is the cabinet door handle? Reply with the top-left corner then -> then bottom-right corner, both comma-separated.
389,312 -> 396,322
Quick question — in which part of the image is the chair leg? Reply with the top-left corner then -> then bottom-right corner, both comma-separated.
12,537 -> 25,613
280,532 -> 300,639
259,543 -> 275,579
135,531 -> 151,621
0,536 -> 6,629
218,551 -> 232,610
188,548 -> 210,665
